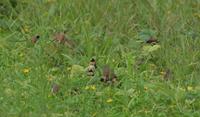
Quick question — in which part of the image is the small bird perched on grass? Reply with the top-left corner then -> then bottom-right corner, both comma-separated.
86,58 -> 97,76
53,32 -> 75,48
163,68 -> 173,81
31,35 -> 40,44
51,83 -> 60,94
146,37 -> 159,45
101,65 -> 117,84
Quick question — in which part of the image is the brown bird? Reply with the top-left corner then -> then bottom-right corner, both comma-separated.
51,83 -> 60,94
31,35 -> 40,44
101,65 -> 117,83
53,32 -> 75,48
163,69 -> 173,81
101,65 -> 110,82
146,37 -> 159,45
86,58 -> 97,76
53,32 -> 65,43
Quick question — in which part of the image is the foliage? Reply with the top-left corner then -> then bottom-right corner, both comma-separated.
0,0 -> 200,116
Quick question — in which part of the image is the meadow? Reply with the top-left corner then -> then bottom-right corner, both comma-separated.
0,0 -> 200,117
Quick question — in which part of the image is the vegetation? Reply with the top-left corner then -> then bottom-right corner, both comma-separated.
0,0 -> 200,116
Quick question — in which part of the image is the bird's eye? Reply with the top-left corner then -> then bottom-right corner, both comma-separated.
36,35 -> 40,39
91,58 -> 95,61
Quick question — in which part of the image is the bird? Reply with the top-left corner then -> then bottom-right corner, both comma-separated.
31,35 -> 40,44
53,32 -> 65,44
51,83 -> 60,94
53,32 -> 75,48
163,69 -> 173,81
146,37 -> 159,45
101,65 -> 117,83
101,65 -> 110,82
90,58 -> 97,68
86,58 -> 97,76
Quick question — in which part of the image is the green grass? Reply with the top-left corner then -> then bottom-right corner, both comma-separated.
0,0 -> 200,116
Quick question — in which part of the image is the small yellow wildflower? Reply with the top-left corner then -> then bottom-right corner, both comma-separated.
85,85 -> 96,90
23,68 -> 30,74
21,25 -> 29,33
160,71 -> 166,75
187,86 -> 194,91
90,85 -> 96,90
106,98 -> 113,103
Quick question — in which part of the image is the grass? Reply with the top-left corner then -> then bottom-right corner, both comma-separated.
0,0 -> 200,116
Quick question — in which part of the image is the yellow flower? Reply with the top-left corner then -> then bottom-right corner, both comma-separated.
21,25 -> 29,33
187,86 -> 194,91
85,85 -> 96,90
23,68 -> 30,74
90,85 -> 96,90
106,98 -> 113,103
160,71 -> 166,75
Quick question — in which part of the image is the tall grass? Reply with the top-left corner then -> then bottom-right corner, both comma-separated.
0,0 -> 200,116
